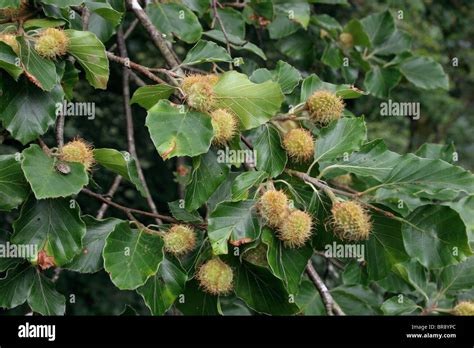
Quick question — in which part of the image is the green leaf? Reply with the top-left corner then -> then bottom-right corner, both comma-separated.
17,36 -> 57,92
331,285 -> 382,315
0,264 -> 34,310
203,30 -> 267,60
146,100 -> 213,159
261,228 -> 313,294
300,74 -> 365,101
399,56 -> 449,90
0,42 -> 22,80
446,196 -> 474,248
381,296 -> 419,315
27,269 -> 66,315
373,30 -> 412,56
213,71 -> 284,130
208,200 -> 260,255
363,66 -> 401,99
23,18 -> 67,30
93,148 -> 147,197
0,154 -> 29,211
103,222 -> 164,290
12,196 -> 86,265
440,257 -> 474,291
182,40 -> 232,66
65,29 -> 109,89
211,7 -> 245,39
318,139 -> 401,181
231,171 -> 267,201
295,280 -> 326,315
86,1 -> 122,26
21,144 -> 89,199
361,10 -> 395,47
62,60 -> 80,100
40,0 -> 85,6
402,206 -> 471,269
314,117 -> 367,163
343,19 -> 370,47
321,43 -> 343,69
65,216 -> 121,273
232,259 -> 300,315
176,279 -> 220,315
370,154 -> 474,198
184,150 -> 230,211
365,212 -> 409,280
393,260 -> 429,300
130,84 -> 176,110
250,60 -> 301,94
254,124 -> 287,178
147,3 -> 202,44
0,75 -> 64,144
415,143 -> 456,163
137,256 -> 187,315
168,200 -> 203,223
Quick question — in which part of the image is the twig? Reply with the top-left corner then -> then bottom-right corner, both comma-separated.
306,261 -> 345,316
117,28 -> 163,225
55,113 -> 65,148
96,175 -> 123,219
82,5 -> 90,30
212,0 -> 232,69
82,188 -> 189,225
126,0 -> 182,73
106,52 -> 167,84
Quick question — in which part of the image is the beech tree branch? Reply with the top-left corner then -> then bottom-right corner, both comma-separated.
106,52 -> 167,84
306,261 -> 345,316
117,28 -> 163,225
126,0 -> 182,73
82,188 -> 186,224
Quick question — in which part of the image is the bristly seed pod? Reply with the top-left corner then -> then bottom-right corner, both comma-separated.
34,28 -> 69,59
283,128 -> 315,162
307,90 -> 345,126
181,74 -> 219,112
452,301 -> 474,316
196,258 -> 233,295
210,109 -> 238,146
163,224 -> 196,256
339,32 -> 354,49
277,210 -> 313,248
60,138 -> 95,171
331,200 -> 372,241
257,190 -> 290,228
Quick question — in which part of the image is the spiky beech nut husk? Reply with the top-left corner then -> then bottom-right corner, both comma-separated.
196,258 -> 233,295
210,109 -> 238,146
0,0 -> 30,21
307,90 -> 345,126
331,200 -> 372,241
277,210 -> 313,248
163,224 -> 196,256
34,28 -> 69,59
258,190 -> 289,228
243,243 -> 268,267
0,34 -> 19,53
60,138 -> 95,171
332,174 -> 353,187
339,32 -> 354,49
283,128 -> 315,162
452,301 -> 474,316
181,74 -> 219,112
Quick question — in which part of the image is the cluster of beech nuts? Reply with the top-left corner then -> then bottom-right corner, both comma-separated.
181,75 -> 238,146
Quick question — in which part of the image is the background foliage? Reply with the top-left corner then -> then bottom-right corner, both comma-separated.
0,0 -> 473,316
